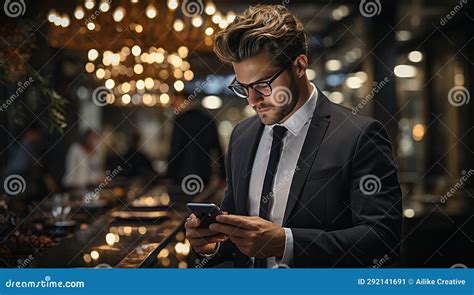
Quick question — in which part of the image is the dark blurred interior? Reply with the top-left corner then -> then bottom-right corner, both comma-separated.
0,0 -> 473,268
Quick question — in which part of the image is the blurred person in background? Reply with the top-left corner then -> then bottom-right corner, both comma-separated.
166,93 -> 225,186
3,123 -> 58,211
63,129 -> 105,189
121,129 -> 155,177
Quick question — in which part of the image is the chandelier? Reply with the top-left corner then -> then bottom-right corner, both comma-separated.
45,0 -> 236,107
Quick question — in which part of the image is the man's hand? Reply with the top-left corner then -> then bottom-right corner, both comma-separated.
209,215 -> 285,258
185,213 -> 228,255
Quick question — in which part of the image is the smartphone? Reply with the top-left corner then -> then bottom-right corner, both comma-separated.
186,202 -> 223,228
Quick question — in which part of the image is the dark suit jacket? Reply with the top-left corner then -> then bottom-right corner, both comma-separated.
212,90 -> 402,268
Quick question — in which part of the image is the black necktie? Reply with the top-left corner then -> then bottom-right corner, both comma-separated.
254,125 -> 287,268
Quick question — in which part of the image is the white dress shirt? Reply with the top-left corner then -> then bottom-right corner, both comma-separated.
248,83 -> 318,267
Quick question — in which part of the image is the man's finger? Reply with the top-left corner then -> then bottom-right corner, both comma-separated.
209,223 -> 248,238
186,228 -> 221,239
185,214 -> 200,229
215,214 -> 257,229
189,234 -> 227,246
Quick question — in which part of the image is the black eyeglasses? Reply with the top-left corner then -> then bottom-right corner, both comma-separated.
228,67 -> 287,99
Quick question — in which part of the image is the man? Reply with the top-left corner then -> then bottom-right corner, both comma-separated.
185,4 -> 402,268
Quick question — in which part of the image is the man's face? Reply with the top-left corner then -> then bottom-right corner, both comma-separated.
232,52 -> 298,125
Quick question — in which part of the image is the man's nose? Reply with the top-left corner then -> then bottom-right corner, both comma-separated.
246,88 -> 264,106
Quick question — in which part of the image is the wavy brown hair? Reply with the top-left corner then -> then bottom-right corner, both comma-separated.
214,5 -> 307,67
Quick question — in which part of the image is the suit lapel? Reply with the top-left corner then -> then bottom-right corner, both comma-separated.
283,91 -> 332,225
236,117 -> 265,215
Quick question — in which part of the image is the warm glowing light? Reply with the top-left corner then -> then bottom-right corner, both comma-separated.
173,19 -> 184,31
412,124 -> 425,141
205,27 -> 214,36
218,19 -> 229,29
174,80 -> 184,91
325,59 -> 342,71
145,77 -> 154,89
88,49 -> 99,61
96,68 -> 105,79
159,93 -> 170,104
184,70 -> 194,81
133,64 -> 144,74
131,45 -> 142,56
99,1 -> 110,12
122,94 -> 131,104
408,51 -> 423,63
167,0 -> 178,10
192,16 -> 203,27
135,24 -> 143,33
202,95 -> 222,109
113,7 -> 125,22
121,82 -> 131,93
394,65 -> 417,78
85,0 -> 95,10
205,2 -> 216,15
404,209 -> 415,218
345,76 -> 363,89
177,46 -> 188,58
105,79 -> 115,89
74,6 -> 85,19
227,11 -> 236,23
146,4 -> 157,18
83,253 -> 92,263
105,233 -> 116,245
211,13 -> 221,24
85,62 -> 95,73
91,250 -> 99,260
136,79 -> 145,90
87,22 -> 96,30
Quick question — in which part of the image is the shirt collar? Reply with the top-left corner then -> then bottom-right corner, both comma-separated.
269,82 -> 318,137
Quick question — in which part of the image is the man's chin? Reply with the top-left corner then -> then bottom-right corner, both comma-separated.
257,112 -> 278,125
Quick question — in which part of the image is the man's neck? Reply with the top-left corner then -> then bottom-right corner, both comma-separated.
278,80 -> 313,124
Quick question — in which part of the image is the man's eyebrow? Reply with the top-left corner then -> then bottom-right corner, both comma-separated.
236,70 -> 276,85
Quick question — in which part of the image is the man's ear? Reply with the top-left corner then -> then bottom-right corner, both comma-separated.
294,55 -> 308,78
